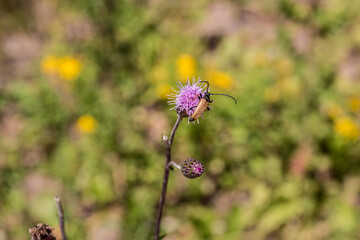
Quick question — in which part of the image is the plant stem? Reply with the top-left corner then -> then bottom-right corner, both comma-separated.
54,196 -> 67,240
154,115 -> 183,240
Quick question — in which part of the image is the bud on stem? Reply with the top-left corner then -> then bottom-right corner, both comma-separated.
181,158 -> 205,179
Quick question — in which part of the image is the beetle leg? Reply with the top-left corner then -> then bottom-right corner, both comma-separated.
189,106 -> 196,111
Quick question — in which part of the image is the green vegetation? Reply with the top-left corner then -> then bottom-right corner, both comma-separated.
1,0 -> 360,239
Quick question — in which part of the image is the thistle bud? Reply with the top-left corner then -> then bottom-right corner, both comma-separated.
181,158 -> 205,179
29,223 -> 56,240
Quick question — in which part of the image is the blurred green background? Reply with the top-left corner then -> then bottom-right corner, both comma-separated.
1,0 -> 360,239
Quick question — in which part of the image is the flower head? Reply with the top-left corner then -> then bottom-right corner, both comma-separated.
207,69 -> 233,90
58,56 -> 82,81
76,114 -> 98,134
168,78 -> 206,118
29,223 -> 56,240
181,158 -> 205,179
348,96 -> 360,113
40,55 -> 82,81
334,116 -> 360,140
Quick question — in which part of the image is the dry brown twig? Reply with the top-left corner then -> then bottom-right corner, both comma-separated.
54,196 -> 67,240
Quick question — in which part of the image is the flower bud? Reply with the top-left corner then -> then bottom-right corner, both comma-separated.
181,158 -> 205,179
29,223 -> 56,240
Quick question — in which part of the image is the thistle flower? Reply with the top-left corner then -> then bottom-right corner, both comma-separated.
168,78 -> 206,118
181,158 -> 205,179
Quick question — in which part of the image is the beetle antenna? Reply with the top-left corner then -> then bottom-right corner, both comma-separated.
210,93 -> 237,104
199,81 -> 210,93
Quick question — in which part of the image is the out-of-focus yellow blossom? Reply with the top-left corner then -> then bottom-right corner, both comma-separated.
207,69 -> 233,90
277,78 -> 289,89
251,52 -> 270,67
348,97 -> 360,113
264,86 -> 280,103
277,77 -> 301,98
58,56 -> 82,81
324,103 -> 343,119
151,65 -> 168,82
176,54 -> 196,80
156,84 -> 172,99
334,116 -> 360,140
41,56 -> 58,74
76,114 -> 98,134
274,58 -> 293,77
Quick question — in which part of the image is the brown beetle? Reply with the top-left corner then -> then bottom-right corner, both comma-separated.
189,81 -> 237,122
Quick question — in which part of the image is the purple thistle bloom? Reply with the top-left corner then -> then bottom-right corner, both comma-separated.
168,77 -> 206,120
181,158 -> 205,179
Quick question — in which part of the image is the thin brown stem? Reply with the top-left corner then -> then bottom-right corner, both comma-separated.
54,196 -> 67,240
154,115 -> 183,240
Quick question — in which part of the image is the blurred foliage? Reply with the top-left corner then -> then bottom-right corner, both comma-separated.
1,0 -> 360,239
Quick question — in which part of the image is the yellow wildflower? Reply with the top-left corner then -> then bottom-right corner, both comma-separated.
264,86 -> 280,103
176,54 -> 196,80
207,69 -> 233,90
58,56 -> 82,81
274,58 -> 293,77
76,114 -> 98,134
277,77 -> 301,98
156,84 -> 171,99
41,56 -> 58,75
334,116 -> 360,140
251,52 -> 270,67
347,97 -> 360,113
